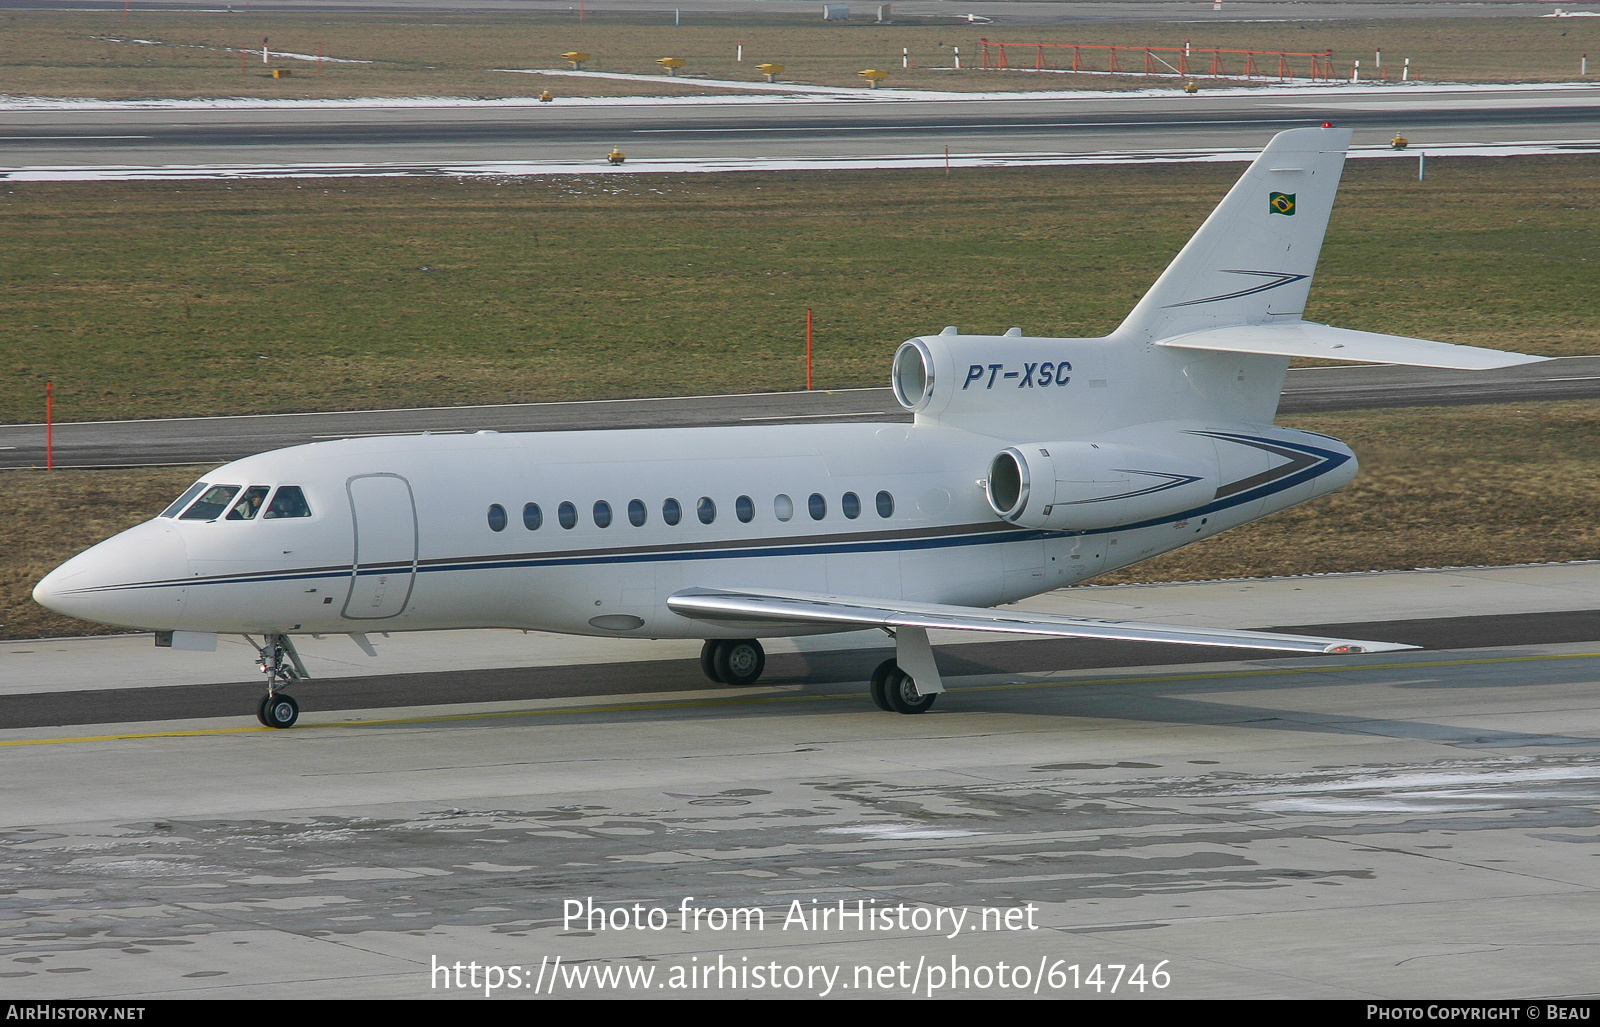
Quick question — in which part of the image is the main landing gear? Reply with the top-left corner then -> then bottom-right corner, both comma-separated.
694,639 -> 939,714
247,633 -> 308,729
699,638 -> 766,686
870,657 -> 938,714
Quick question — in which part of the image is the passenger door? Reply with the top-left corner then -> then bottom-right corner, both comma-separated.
343,473 -> 418,620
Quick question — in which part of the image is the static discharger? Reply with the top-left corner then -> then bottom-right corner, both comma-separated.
562,51 -> 589,70
657,57 -> 686,76
758,63 -> 784,83
859,68 -> 889,88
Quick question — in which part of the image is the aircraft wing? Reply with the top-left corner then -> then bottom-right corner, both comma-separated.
666,587 -> 1418,655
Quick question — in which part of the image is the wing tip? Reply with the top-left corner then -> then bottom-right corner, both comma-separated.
1322,642 -> 1421,654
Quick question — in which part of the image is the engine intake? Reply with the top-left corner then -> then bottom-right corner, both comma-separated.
986,441 -> 1216,531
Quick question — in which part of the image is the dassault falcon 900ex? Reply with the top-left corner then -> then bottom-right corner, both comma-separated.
34,126 -> 1546,728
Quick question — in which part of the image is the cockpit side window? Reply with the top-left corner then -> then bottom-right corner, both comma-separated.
160,481 -> 209,518
179,485 -> 241,521
262,485 -> 312,519
226,486 -> 271,520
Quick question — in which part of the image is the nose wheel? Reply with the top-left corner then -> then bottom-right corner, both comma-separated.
257,692 -> 300,728
698,639 -> 766,686
248,633 -> 308,729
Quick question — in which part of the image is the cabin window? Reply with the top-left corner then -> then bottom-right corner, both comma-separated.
808,493 -> 827,521
180,485 -> 240,521
226,486 -> 271,520
558,502 -> 577,529
524,503 -> 543,530
697,497 -> 716,525
628,499 -> 647,527
841,492 -> 861,520
736,495 -> 755,523
876,490 -> 895,518
774,494 -> 794,522
161,481 -> 209,518
663,498 -> 682,526
594,500 -> 613,528
487,504 -> 508,532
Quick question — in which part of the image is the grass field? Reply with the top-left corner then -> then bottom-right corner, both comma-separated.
5,400 -> 1599,640
1,156 -> 1596,425
0,10 -> 1595,98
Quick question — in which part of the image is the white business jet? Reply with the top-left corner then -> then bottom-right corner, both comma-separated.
34,126 -> 1545,728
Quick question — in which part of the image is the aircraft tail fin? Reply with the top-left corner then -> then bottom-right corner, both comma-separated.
1115,125 -> 1352,343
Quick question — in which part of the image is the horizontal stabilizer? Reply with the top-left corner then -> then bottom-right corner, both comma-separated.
1156,322 -> 1548,370
667,587 -> 1417,656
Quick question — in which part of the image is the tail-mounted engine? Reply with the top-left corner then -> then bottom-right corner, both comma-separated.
891,333 -> 1101,437
985,441 -> 1216,531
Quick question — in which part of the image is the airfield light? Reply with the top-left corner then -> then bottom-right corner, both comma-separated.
1322,121 -> 1333,128
657,57 -> 686,76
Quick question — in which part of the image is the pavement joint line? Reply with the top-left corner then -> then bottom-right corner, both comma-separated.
4,649 -> 1597,749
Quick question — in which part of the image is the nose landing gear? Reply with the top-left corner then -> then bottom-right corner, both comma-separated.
248,633 -> 309,728
698,638 -> 766,686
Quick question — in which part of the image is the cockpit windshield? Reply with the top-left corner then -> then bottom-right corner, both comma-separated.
160,481 -> 209,518
263,486 -> 312,519
179,485 -> 241,521
226,486 -> 271,520
165,482 -> 312,522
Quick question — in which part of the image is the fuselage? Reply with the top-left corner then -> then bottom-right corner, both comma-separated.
33,401 -> 1356,640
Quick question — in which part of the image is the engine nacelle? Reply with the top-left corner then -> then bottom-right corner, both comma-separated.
985,441 -> 1217,531
891,333 -> 1100,437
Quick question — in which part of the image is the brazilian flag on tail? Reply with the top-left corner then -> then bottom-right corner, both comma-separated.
1269,192 -> 1296,216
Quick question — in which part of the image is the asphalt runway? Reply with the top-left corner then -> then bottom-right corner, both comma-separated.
6,83 -> 1599,169
3,355 -> 1595,469
0,0 -> 1566,21
6,608 -> 1600,731
3,554 -> 1598,999
3,636 -> 1598,998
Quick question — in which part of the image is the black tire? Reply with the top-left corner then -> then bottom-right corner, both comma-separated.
263,693 -> 299,729
714,638 -> 766,686
869,658 -> 897,711
699,640 -> 726,684
883,669 -> 937,715
256,694 -> 273,727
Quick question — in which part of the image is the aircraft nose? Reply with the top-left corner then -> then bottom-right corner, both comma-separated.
33,521 -> 189,630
